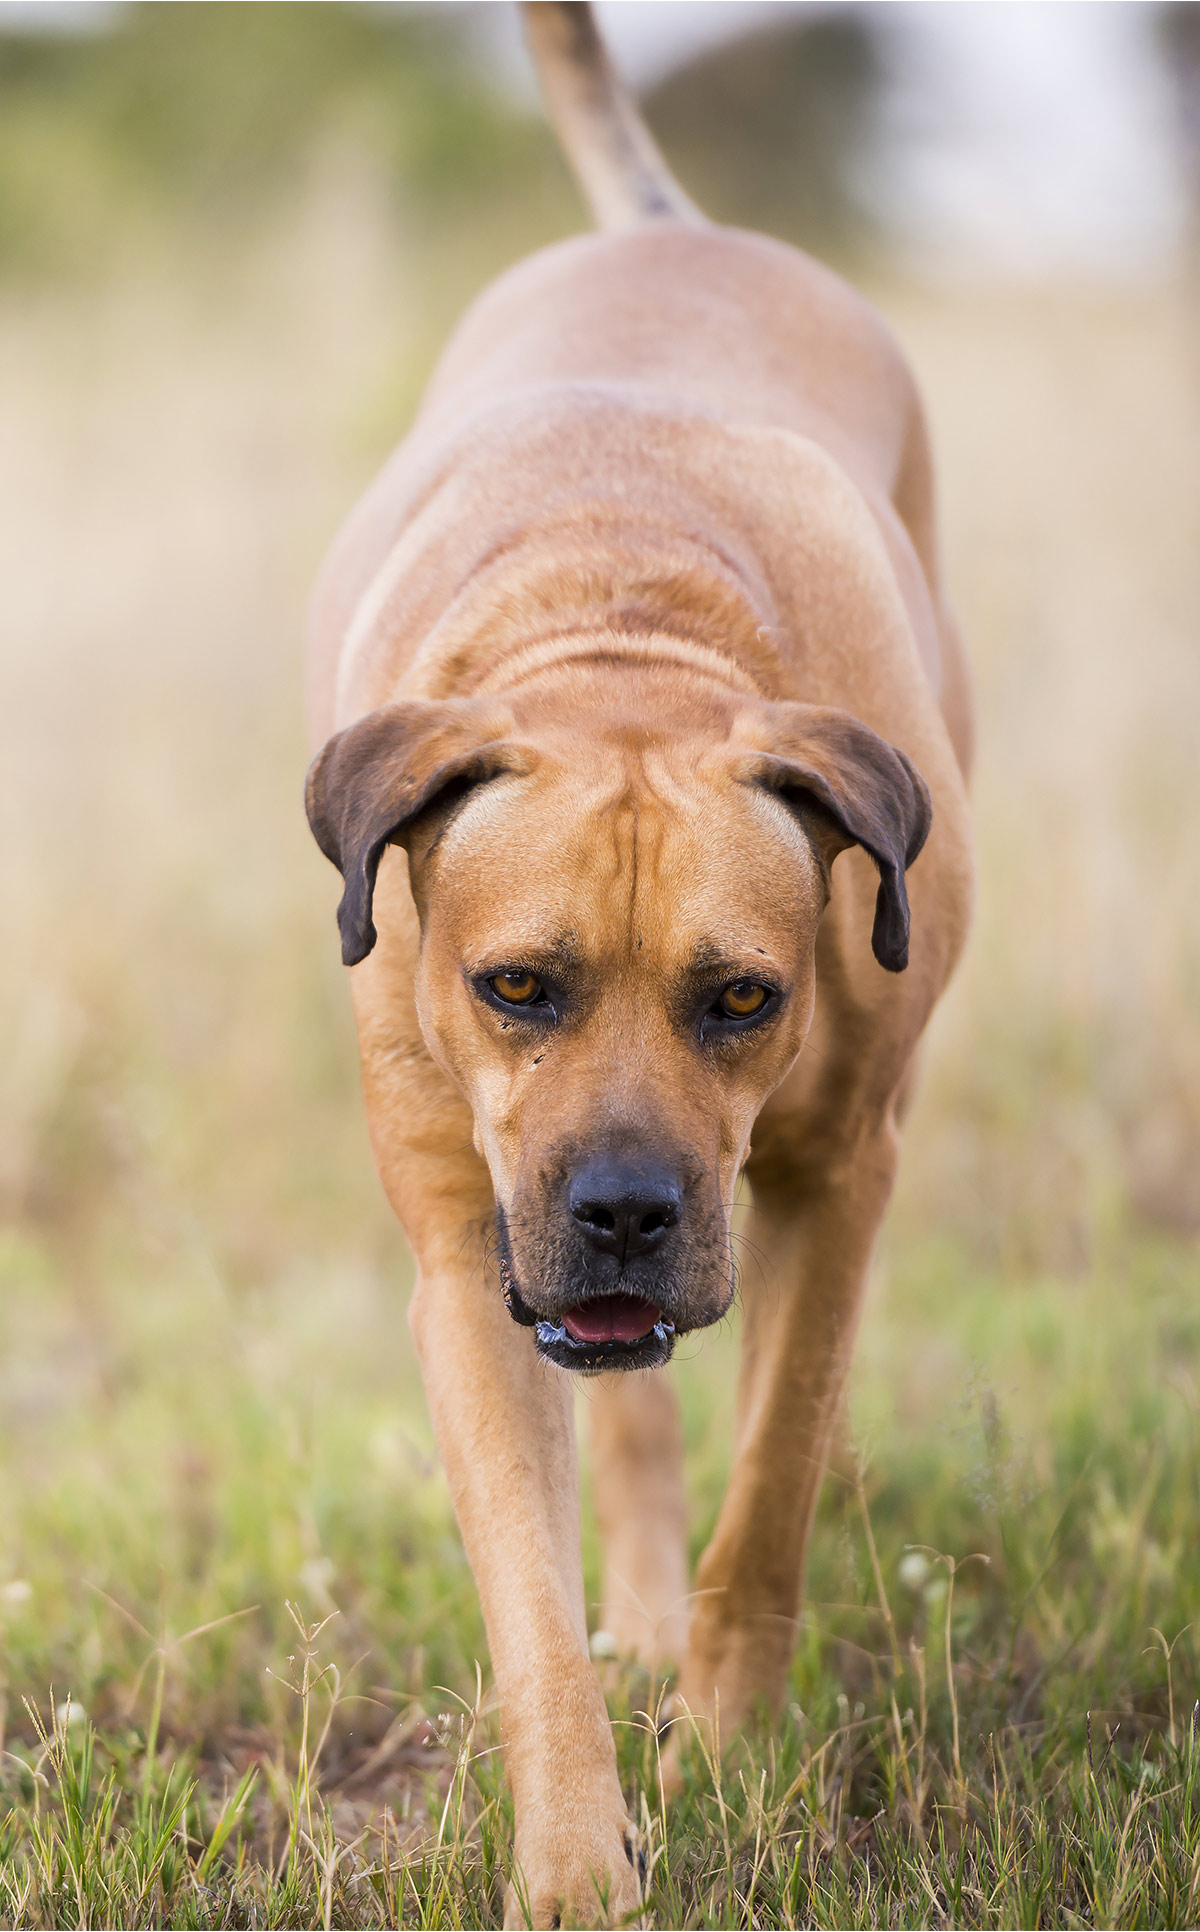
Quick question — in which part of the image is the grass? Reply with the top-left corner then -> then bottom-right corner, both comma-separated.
1,1226 -> 1198,1926
2,7 -> 1200,1925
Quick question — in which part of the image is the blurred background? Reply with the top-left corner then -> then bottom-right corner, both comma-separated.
0,0 -> 1198,1754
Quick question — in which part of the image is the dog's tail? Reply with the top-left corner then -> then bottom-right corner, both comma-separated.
520,1 -> 703,231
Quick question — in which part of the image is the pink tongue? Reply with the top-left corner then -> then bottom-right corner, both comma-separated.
563,1295 -> 661,1345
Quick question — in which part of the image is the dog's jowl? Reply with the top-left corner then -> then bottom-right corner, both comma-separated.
306,5 -> 973,1924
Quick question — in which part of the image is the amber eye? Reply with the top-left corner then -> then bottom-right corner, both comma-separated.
490,970 -> 544,1006
717,980 -> 770,1019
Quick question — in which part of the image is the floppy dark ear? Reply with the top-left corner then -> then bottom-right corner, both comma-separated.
305,699 -> 525,966
745,704 -> 932,972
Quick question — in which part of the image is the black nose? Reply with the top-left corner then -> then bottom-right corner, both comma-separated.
568,1159 -> 682,1265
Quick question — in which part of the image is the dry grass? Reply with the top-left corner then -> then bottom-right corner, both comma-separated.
884,276 -> 1200,1257
1,59 -> 1199,1929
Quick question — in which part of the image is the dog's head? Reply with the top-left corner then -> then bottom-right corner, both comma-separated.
306,675 -> 930,1372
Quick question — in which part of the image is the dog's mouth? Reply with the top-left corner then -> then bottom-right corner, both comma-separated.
562,1293 -> 662,1345
535,1294 -> 676,1373
499,1246 -> 676,1373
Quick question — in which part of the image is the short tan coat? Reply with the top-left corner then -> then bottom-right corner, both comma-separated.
306,42 -> 972,1927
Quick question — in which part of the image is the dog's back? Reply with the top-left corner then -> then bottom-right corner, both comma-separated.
311,6 -> 969,770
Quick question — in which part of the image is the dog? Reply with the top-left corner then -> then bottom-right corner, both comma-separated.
305,5 -> 972,1924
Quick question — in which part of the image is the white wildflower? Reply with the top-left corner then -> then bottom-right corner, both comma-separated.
897,1551 -> 931,1594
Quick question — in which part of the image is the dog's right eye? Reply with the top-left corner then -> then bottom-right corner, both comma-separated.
489,971 -> 544,1005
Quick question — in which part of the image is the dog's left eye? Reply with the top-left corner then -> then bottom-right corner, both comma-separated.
715,980 -> 770,1019
490,971 -> 545,1005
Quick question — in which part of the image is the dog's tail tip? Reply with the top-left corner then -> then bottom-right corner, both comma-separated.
520,0 -> 704,232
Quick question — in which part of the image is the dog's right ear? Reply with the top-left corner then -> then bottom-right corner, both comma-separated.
305,699 -> 527,966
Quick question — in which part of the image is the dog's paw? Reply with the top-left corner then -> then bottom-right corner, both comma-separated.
503,1814 -> 643,1929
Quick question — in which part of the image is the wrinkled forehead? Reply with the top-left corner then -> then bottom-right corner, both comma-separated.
425,747 -> 823,965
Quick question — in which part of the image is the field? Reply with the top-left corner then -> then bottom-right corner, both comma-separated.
2,11 -> 1199,1927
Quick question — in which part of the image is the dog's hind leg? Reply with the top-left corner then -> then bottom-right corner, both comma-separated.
587,1370 -> 690,1671
670,1118 -> 899,1744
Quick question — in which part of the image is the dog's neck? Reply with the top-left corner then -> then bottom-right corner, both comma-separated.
392,516 -> 789,707
468,624 -> 768,703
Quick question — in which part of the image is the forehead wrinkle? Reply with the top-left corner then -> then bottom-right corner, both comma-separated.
627,766 -> 682,959
449,745 -> 808,973
619,753 -> 819,970
638,740 -> 716,812
628,756 -> 733,917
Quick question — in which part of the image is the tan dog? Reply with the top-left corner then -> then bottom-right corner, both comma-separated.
306,5 -> 972,1924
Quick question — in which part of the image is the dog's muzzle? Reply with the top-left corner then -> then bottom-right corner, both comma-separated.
495,1153 -> 730,1373
499,1252 -> 676,1374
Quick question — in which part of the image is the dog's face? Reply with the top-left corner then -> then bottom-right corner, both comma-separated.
307,674 -> 930,1372
409,727 -> 826,1370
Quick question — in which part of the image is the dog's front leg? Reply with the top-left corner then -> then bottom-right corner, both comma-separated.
672,1120 -> 898,1745
410,1241 -> 641,1929
352,910 -> 641,1927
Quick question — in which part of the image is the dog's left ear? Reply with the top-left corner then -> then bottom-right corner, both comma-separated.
739,703 -> 932,972
306,698 -> 527,966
